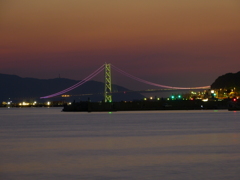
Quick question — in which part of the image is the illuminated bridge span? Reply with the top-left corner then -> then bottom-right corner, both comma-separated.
40,63 -> 210,100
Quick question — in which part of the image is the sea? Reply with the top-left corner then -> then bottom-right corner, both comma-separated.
0,107 -> 240,180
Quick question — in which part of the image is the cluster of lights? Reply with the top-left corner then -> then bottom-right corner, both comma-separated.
211,90 -> 217,97
144,97 -> 161,100
170,95 -> 182,99
2,101 -> 12,105
19,102 -> 30,106
2,101 -> 75,107
19,101 -> 38,106
191,91 -> 197,95
62,95 -> 70,97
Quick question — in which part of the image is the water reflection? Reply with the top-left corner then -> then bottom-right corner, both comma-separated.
0,108 -> 240,179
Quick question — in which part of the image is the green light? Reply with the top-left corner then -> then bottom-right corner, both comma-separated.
171,95 -> 175,99
108,112 -> 112,114
178,95 -> 181,98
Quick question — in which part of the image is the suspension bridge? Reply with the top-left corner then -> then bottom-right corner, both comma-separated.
40,63 -> 210,102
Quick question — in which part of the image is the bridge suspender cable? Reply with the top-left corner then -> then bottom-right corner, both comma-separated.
40,63 -> 210,99
40,64 -> 105,99
111,65 -> 210,90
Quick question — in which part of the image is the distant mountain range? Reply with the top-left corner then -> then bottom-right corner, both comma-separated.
0,73 -> 145,102
2,71 -> 239,103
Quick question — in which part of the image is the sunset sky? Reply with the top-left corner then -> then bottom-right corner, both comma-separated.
1,0 -> 240,90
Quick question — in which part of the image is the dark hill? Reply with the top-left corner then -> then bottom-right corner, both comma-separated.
211,71 -> 240,89
0,73 -> 145,102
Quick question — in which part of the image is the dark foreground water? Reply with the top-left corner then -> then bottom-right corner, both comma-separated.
0,108 -> 240,180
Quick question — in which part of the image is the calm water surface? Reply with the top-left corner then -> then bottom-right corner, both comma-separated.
0,108 -> 240,180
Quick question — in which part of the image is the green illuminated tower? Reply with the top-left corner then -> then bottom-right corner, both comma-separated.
104,63 -> 112,102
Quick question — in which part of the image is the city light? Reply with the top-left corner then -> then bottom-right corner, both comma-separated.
19,102 -> 30,106
62,95 -> 70,97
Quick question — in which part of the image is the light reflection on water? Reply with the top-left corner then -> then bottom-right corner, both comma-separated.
0,108 -> 240,180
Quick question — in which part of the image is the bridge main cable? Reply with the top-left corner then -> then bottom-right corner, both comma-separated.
40,64 -> 105,99
111,65 -> 210,90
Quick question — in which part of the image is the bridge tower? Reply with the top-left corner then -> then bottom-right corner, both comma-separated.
104,63 -> 112,102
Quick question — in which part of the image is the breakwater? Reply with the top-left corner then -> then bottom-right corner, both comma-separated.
62,99 -> 229,112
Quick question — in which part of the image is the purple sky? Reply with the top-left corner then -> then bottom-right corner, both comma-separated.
1,0 -> 240,90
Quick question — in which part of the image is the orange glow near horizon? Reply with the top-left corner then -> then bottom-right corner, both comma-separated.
0,0 -> 240,88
